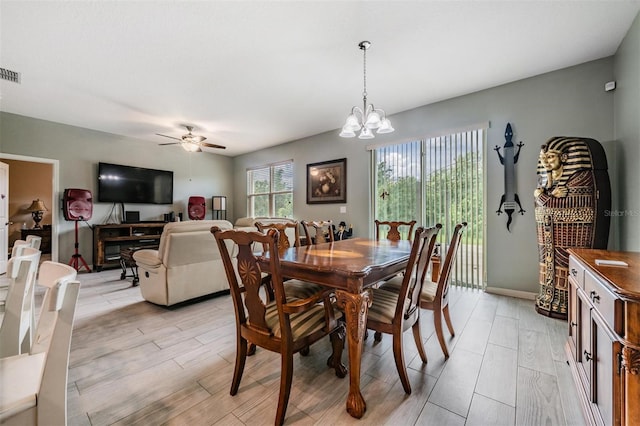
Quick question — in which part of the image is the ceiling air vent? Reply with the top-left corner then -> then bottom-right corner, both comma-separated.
0,67 -> 21,83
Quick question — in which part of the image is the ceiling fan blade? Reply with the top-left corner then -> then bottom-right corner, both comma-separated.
200,142 -> 226,149
156,133 -> 181,141
158,142 -> 180,146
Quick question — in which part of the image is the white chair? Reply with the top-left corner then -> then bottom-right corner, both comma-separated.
33,262 -> 77,350
10,235 -> 42,257
0,279 -> 81,425
10,240 -> 29,258
25,235 -> 42,251
0,248 -> 42,357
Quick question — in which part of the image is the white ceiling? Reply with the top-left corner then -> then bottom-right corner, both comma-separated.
1,1 -> 639,157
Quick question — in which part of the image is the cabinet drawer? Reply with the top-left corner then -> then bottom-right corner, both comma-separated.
584,270 -> 623,335
569,256 -> 585,288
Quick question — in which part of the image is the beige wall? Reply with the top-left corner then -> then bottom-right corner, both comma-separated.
4,159 -> 53,247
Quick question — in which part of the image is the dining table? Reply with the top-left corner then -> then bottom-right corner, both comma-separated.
259,237 -> 413,419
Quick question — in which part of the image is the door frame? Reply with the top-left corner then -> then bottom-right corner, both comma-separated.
0,153 -> 59,262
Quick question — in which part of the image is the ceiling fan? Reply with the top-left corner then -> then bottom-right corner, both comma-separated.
156,125 -> 226,152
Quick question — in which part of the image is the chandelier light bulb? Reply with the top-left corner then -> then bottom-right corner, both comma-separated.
339,127 -> 357,138
340,41 -> 394,139
358,127 -> 374,139
377,118 -> 395,134
364,110 -> 381,129
344,113 -> 361,132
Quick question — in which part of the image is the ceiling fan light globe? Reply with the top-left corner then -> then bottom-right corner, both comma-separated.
182,142 -> 200,152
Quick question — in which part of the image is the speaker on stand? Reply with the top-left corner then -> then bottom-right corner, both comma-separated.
63,188 -> 92,273
188,196 -> 206,220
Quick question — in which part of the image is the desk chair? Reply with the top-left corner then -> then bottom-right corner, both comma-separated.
375,220 -> 417,241
367,224 -> 441,394
212,226 -> 345,425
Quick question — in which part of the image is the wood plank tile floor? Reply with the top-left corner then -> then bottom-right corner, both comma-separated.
60,270 -> 586,426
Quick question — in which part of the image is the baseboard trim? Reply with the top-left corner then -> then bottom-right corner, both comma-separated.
485,286 -> 537,300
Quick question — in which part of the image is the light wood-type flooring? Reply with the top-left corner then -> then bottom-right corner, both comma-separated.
60,269 -> 586,425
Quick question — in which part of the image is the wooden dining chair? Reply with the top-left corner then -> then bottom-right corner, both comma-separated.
380,222 -> 467,359
301,220 -> 334,244
211,226 -> 346,426
375,219 -> 417,241
255,220 -> 301,251
0,279 -> 81,426
256,220 -> 325,301
366,224 -> 441,394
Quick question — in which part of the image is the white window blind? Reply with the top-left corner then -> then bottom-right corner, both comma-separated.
247,160 -> 293,218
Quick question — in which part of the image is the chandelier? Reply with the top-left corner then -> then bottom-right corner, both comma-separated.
340,41 -> 394,139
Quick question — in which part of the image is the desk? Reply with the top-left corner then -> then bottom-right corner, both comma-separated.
262,238 -> 412,418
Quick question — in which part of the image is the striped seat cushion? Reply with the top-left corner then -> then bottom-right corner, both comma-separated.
367,288 -> 410,324
379,275 -> 438,303
284,279 -> 326,300
264,299 -> 330,339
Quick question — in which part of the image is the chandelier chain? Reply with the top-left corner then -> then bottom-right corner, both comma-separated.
362,46 -> 368,101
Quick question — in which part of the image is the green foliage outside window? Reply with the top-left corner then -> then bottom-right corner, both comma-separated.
375,151 -> 483,243
248,161 -> 293,218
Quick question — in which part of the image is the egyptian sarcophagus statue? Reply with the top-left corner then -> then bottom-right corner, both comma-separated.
534,137 -> 611,319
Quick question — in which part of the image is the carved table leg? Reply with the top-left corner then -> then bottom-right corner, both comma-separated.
335,289 -> 371,419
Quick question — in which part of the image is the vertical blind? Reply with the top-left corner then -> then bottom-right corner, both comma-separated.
374,127 -> 485,289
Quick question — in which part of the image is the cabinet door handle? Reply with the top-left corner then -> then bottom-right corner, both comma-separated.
590,291 -> 600,303
583,350 -> 592,362
571,268 -> 578,277
570,321 -> 577,327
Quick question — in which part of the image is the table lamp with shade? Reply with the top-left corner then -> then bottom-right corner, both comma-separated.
26,199 -> 47,229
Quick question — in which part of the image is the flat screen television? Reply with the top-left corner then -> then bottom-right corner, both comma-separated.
97,162 -> 173,204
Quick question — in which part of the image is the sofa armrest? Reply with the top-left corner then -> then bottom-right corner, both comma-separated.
133,250 -> 161,268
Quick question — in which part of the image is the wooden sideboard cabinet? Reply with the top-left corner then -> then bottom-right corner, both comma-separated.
567,249 -> 640,426
93,223 -> 166,271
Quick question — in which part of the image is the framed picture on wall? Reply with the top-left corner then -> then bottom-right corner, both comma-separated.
306,158 -> 347,204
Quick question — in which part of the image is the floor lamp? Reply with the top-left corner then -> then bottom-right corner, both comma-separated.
212,196 -> 226,220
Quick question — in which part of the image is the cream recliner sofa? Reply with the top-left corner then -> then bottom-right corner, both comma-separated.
133,220 -> 235,306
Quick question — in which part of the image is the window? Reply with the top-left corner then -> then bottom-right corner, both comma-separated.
372,126 -> 486,289
247,161 -> 293,218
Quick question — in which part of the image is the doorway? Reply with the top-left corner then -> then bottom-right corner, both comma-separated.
0,153 -> 59,263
